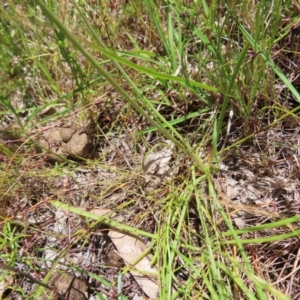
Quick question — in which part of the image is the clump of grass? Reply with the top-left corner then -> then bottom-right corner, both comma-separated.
1,1 -> 300,299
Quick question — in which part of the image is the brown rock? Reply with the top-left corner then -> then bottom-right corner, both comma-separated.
66,130 -> 93,158
39,128 -> 63,153
40,271 -> 88,300
59,127 -> 76,143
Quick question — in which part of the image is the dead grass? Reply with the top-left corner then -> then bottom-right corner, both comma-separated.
1,1 -> 300,299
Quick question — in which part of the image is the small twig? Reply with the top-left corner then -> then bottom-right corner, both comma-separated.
222,108 -> 233,149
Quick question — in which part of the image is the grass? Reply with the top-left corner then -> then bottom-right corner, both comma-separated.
1,0 -> 300,299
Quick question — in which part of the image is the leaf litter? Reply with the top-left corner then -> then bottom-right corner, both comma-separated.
1,2 -> 300,300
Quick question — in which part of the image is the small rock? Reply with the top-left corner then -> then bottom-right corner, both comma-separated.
59,127 -> 76,143
38,127 -> 94,160
40,271 -> 88,300
66,130 -> 93,158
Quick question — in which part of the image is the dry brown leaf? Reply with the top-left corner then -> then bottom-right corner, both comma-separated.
86,207 -> 159,299
108,229 -> 158,299
142,141 -> 174,176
